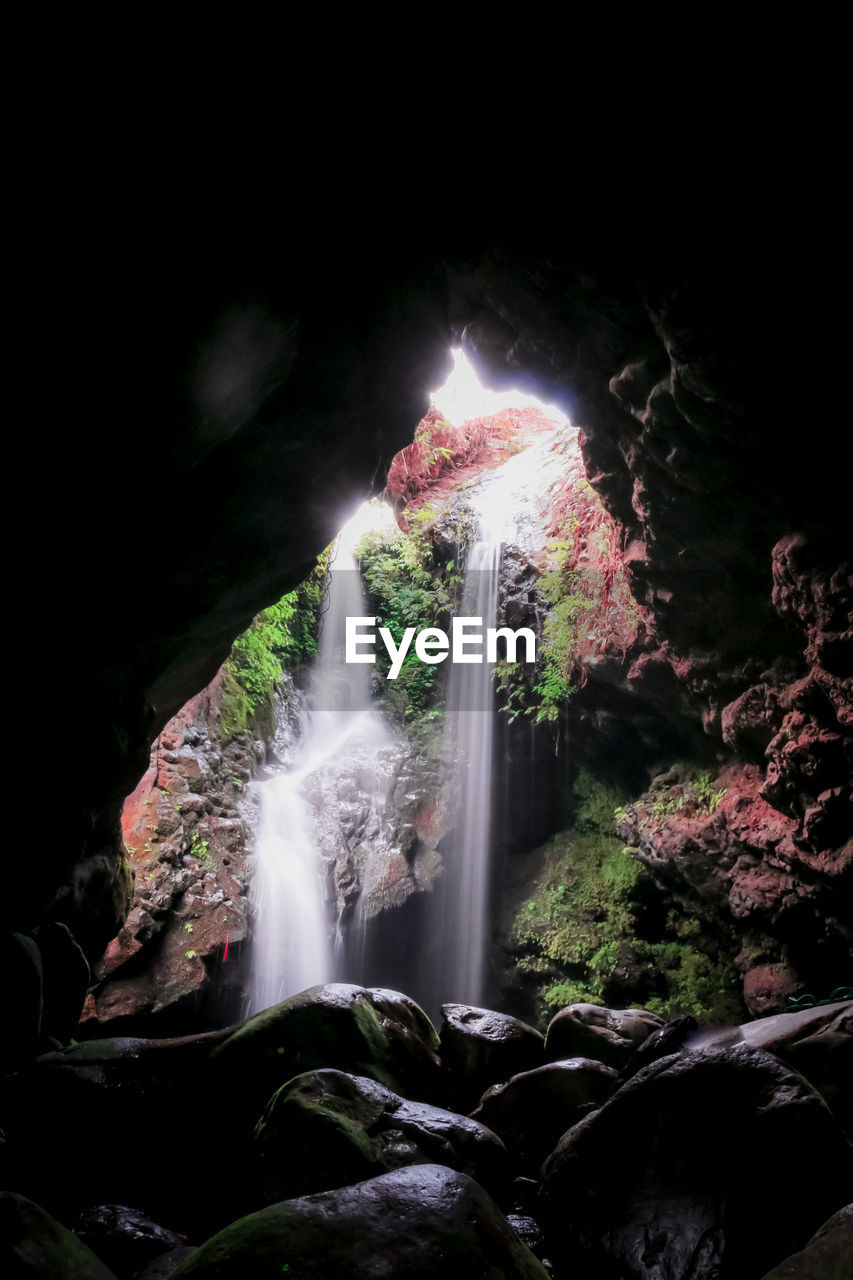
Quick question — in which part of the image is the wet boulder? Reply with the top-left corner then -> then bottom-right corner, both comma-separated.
727,999 -> 852,1137
136,1248 -> 197,1280
253,1068 -> 508,1203
440,1004 -> 545,1110
761,1202 -> 853,1278
470,1058 -> 618,1172
211,984 -> 444,1110
540,1044 -> 853,1280
0,1191 -> 118,1279
618,1014 -> 698,1080
544,1002 -> 663,1069
72,1205 -> 186,1278
169,1165 -> 549,1279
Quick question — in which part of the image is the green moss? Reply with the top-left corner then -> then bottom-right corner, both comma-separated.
219,551 -> 331,739
509,771 -> 641,1015
620,764 -> 729,832
356,506 -> 453,723
506,769 -> 740,1023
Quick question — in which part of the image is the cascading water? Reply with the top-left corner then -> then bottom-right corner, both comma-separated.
441,527 -> 501,1005
248,507 -> 393,1015
435,430 -> 570,1009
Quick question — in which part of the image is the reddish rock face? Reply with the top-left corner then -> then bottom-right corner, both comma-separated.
81,670 -> 256,1036
743,963 -> 804,1017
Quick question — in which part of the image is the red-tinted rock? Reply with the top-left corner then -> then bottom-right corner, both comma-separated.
744,963 -> 803,1016
81,669 -> 254,1037
544,1004 -> 662,1070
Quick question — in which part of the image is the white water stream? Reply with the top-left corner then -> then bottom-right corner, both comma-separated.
439,431 -> 568,1007
248,512 -> 393,1015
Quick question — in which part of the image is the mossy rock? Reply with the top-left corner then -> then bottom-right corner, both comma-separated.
761,1203 -> 853,1278
506,768 -> 742,1022
211,984 -> 444,1115
170,1165 -> 548,1280
0,1192 -> 118,1279
253,1068 -> 508,1203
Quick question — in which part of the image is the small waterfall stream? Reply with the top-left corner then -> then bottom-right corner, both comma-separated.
436,431 -> 568,1009
248,515 -> 391,1015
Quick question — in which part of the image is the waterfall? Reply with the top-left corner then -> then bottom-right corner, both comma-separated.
436,430 -> 570,1009
442,529 -> 501,1005
247,432 -> 570,1018
248,514 -> 391,1015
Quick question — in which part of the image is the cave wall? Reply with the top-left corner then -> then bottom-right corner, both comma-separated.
454,250 -> 851,1003
12,218 -> 849,1059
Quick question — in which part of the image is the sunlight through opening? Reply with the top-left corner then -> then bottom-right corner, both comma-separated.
430,348 -> 569,428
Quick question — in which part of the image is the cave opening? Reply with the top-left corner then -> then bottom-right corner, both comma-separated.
4,242 -> 851,1279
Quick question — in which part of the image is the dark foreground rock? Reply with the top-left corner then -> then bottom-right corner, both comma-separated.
0,1028 -> 235,1233
0,1191 -> 118,1279
761,1203 -> 853,1278
440,1003 -> 545,1110
544,1002 -> 663,1069
137,1248 -> 197,1280
2,987 -> 442,1239
540,1044 -> 853,1280
253,1068 -> 508,1203
72,1205 -> 186,1278
169,1165 -> 549,1279
471,1058 -> 618,1172
729,999 -> 852,1136
618,1015 -> 698,1080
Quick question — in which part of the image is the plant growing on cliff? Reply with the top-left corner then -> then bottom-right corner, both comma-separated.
356,506 -> 453,721
512,445 -> 641,728
625,766 -> 729,832
506,769 -> 739,1024
220,550 -> 331,738
190,834 -> 211,864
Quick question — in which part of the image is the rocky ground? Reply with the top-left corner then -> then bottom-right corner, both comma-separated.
2,985 -> 850,1278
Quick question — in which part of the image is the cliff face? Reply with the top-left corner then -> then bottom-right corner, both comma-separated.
78,671 -> 258,1035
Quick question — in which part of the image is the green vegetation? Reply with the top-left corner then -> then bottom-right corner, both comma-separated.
356,504 -> 455,722
190,834 -> 211,864
617,766 -> 728,829
494,452 -> 642,727
220,551 -> 331,738
528,536 -> 584,722
511,770 -> 641,1010
508,769 -> 739,1023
